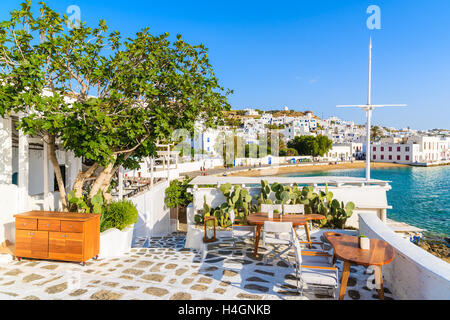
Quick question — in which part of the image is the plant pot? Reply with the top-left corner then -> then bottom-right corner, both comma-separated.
359,237 -> 370,250
99,225 -> 134,259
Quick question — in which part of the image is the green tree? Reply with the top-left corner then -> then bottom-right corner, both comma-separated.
0,1 -> 231,209
315,135 -> 333,157
165,176 -> 193,210
371,126 -> 382,142
287,135 -> 332,157
279,147 -> 298,156
0,0 -> 111,209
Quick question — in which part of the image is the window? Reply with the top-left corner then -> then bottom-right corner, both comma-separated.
406,155 -> 410,161
207,137 -> 210,143
373,155 -> 376,160
389,155 -> 392,160
373,147 -> 376,151
389,147 -> 392,152
405,147 -> 410,152
381,147 -> 384,151
397,155 -> 401,161
397,146 -> 401,152
381,155 -> 384,160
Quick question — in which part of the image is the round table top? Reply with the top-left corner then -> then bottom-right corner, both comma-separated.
247,212 -> 325,226
323,232 -> 395,267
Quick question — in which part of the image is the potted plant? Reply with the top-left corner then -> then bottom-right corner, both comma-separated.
273,209 -> 280,219
358,233 -> 370,250
98,199 -> 138,258
165,176 -> 193,228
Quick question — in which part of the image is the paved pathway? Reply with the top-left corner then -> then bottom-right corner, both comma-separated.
182,164 -> 272,178
0,230 -> 394,300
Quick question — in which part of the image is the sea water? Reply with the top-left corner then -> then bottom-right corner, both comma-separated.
284,166 -> 450,237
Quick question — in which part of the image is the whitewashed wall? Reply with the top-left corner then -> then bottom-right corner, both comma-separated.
0,184 -> 31,244
132,180 -> 171,238
126,159 -> 224,181
28,149 -> 45,195
176,158 -> 223,173
359,212 -> 450,300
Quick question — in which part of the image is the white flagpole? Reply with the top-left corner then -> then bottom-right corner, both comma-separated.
366,37 -> 373,182
337,37 -> 406,183
366,108 -> 372,181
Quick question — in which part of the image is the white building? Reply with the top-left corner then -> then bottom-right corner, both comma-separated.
0,115 -> 82,244
324,144 -> 353,161
371,136 -> 449,164
243,108 -> 259,116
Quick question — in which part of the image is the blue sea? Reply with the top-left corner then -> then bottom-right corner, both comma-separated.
283,166 -> 450,237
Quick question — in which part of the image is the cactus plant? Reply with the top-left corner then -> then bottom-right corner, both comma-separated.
195,182 -> 355,230
195,184 -> 257,228
254,180 -> 273,206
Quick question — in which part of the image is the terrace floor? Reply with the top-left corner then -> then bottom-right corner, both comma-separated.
0,229 -> 394,300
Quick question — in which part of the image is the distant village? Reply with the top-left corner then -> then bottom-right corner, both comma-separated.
189,106 -> 450,166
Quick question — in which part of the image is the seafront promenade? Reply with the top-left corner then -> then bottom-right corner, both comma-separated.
183,161 -> 408,178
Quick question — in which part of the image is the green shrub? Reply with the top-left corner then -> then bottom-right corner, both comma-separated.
100,200 -> 138,232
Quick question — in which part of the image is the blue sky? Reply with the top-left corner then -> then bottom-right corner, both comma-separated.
1,0 -> 449,130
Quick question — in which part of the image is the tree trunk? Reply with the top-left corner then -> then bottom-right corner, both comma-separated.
72,163 -> 99,198
47,135 -> 68,211
88,152 -> 131,200
96,165 -> 119,203
88,161 -> 116,199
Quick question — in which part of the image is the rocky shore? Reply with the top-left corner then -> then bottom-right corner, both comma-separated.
417,238 -> 450,263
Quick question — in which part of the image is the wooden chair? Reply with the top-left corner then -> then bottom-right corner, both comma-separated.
282,204 -> 327,250
291,229 -> 338,298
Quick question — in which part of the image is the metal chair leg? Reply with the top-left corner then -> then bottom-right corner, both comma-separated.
263,243 -> 292,266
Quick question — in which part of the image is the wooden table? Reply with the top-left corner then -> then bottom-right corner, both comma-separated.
247,213 -> 325,255
323,232 -> 395,300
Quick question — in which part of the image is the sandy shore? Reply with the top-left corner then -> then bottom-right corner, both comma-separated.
228,161 -> 408,177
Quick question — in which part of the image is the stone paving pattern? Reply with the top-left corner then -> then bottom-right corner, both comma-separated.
0,229 -> 394,300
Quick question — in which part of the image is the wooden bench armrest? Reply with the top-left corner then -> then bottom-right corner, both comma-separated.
299,241 -> 323,245
302,265 -> 337,271
301,251 -> 331,257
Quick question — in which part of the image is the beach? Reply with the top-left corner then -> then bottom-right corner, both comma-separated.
228,161 -> 408,177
